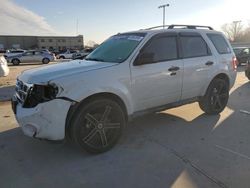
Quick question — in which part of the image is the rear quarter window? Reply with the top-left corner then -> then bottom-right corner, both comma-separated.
207,34 -> 231,54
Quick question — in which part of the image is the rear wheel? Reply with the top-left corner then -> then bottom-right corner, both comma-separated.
12,59 -> 20,66
199,78 -> 229,115
42,58 -> 50,64
70,98 -> 126,153
59,56 -> 65,59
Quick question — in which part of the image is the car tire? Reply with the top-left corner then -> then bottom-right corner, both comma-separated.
59,56 -> 65,59
70,98 -> 126,154
199,78 -> 229,115
12,59 -> 20,66
42,58 -> 50,64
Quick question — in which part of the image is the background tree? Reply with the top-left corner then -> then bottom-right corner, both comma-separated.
221,21 -> 244,42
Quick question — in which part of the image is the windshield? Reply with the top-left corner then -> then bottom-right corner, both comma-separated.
86,33 -> 146,63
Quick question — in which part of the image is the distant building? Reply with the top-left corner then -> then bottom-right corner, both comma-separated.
0,35 -> 84,50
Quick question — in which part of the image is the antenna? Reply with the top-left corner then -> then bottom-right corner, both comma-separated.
76,19 -> 79,35
158,4 -> 170,29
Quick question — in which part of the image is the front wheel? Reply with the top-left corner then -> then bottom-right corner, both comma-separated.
12,59 -> 20,65
199,78 -> 229,115
42,58 -> 50,64
70,98 -> 126,153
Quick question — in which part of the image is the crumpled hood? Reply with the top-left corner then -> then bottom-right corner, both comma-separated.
18,60 -> 117,84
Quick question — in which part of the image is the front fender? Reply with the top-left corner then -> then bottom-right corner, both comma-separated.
51,64 -> 134,115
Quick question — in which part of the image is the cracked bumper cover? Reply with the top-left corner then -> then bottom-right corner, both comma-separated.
13,98 -> 72,140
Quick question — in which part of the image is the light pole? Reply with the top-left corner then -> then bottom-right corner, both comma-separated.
158,4 -> 169,28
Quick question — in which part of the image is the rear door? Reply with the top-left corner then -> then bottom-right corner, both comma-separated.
20,51 -> 34,62
131,32 -> 183,112
33,51 -> 43,62
179,32 -> 216,100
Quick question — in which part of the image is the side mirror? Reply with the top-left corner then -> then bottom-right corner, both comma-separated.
134,52 -> 154,66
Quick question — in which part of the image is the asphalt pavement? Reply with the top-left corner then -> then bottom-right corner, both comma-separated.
0,66 -> 249,188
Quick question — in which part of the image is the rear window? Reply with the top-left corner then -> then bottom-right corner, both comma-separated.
207,34 -> 231,54
180,36 -> 210,58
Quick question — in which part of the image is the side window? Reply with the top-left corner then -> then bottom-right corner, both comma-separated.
180,36 -> 210,58
207,34 -> 231,54
24,52 -> 32,56
34,52 -> 42,55
141,36 -> 178,63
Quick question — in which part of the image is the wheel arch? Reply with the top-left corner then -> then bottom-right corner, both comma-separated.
10,57 -> 21,65
11,58 -> 21,63
42,57 -> 50,63
65,92 -> 128,140
202,73 -> 230,96
213,73 -> 230,85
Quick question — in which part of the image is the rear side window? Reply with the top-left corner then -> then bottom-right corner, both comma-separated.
207,34 -> 231,54
142,36 -> 178,63
180,36 -> 210,58
34,52 -> 42,55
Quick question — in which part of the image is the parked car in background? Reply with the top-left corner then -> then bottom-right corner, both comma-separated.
233,47 -> 250,66
41,49 -> 56,57
4,49 -> 26,58
245,61 -> 250,80
72,48 -> 94,60
6,50 -> 56,65
56,50 -> 79,59
0,56 -> 9,77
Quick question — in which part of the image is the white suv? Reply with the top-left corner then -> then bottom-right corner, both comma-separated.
12,25 -> 237,153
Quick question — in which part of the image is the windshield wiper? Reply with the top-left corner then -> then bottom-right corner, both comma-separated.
85,57 -> 104,62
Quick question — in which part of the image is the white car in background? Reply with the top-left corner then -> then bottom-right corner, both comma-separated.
0,56 -> 9,77
72,48 -> 94,60
56,50 -> 78,59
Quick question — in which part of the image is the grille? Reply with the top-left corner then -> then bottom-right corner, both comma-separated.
15,80 -> 33,105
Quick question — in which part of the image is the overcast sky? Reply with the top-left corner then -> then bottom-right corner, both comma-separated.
0,0 -> 250,44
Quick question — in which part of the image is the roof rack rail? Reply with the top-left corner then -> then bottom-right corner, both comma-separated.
143,25 -> 214,31
168,25 -> 214,30
144,25 -> 169,30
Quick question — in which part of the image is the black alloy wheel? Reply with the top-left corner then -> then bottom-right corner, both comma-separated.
71,99 -> 126,153
199,78 -> 229,114
12,59 -> 20,65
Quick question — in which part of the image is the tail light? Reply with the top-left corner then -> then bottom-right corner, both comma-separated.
231,57 -> 238,71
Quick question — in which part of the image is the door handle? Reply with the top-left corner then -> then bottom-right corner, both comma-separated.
205,61 -> 214,66
168,66 -> 180,72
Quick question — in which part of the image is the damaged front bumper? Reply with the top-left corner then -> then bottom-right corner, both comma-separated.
12,96 -> 72,140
